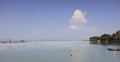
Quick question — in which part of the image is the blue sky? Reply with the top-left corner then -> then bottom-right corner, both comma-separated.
0,0 -> 120,40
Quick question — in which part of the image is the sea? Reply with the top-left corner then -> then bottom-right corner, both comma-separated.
0,41 -> 120,62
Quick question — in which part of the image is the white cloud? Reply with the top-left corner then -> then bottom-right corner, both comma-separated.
69,9 -> 87,30
69,24 -> 78,30
90,27 -> 96,33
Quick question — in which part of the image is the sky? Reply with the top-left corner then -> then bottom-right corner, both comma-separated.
0,0 -> 120,40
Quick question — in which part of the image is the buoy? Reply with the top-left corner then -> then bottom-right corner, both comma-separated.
70,54 -> 72,56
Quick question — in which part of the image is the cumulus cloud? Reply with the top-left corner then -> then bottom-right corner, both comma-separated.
69,9 -> 87,30
69,24 -> 78,30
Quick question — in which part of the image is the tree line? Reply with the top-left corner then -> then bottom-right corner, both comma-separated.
90,30 -> 120,42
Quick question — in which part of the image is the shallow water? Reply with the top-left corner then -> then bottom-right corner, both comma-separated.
0,41 -> 120,62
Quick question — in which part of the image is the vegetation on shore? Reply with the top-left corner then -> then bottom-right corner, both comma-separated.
0,40 -> 26,43
90,30 -> 120,43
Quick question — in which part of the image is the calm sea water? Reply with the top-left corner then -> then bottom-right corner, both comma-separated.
0,41 -> 120,62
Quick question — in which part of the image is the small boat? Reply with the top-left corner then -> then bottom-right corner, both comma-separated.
107,48 -> 120,51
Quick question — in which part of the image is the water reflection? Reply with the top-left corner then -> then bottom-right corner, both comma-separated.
90,41 -> 120,46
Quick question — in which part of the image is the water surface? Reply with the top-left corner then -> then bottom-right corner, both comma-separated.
0,41 -> 120,62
